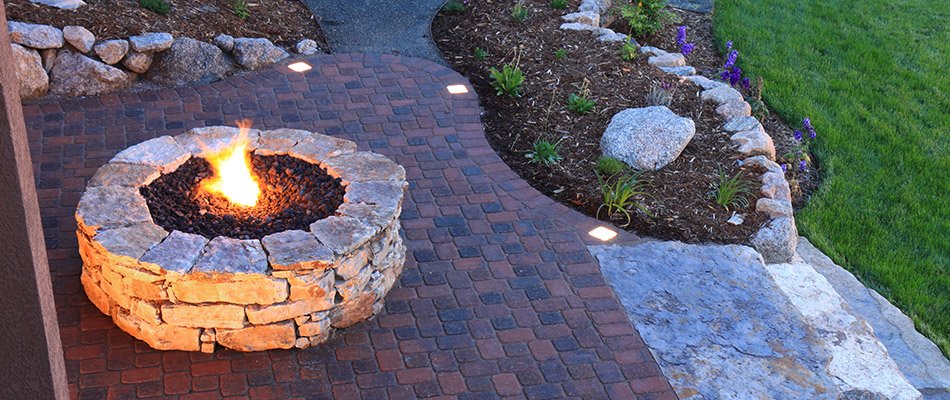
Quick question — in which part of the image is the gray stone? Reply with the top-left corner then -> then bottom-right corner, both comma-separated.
578,0 -> 611,14
261,230 -> 334,270
93,40 -> 129,65
94,223 -> 168,259
559,22 -> 597,32
193,237 -> 268,274
295,39 -> 320,55
310,216 -> 377,255
213,34 -> 234,52
726,212 -> 744,225
799,238 -> 950,396
323,152 -> 406,183
600,106 -> 695,171
597,32 -> 628,42
122,51 -> 153,74
40,48 -> 56,72
589,241 -> 839,399
683,74 -> 724,90
289,133 -> 357,163
701,85 -> 743,104
76,185 -> 153,234
639,46 -> 667,56
27,0 -> 86,10
255,128 -> 312,155
659,66 -> 696,76
49,49 -> 131,96
648,52 -> 686,68
742,155 -> 783,174
561,11 -> 600,26
337,202 -> 397,230
8,22 -> 64,49
755,198 -> 793,218
89,162 -> 160,187
344,181 -> 406,211
146,37 -> 235,86
730,125 -> 776,159
176,126 -> 260,156
723,115 -> 761,132
232,38 -> 289,70
11,43 -> 49,100
111,135 -> 190,173
128,32 -> 173,52
716,100 -> 752,120
63,26 -> 94,53
760,170 -> 792,202
751,216 -> 798,263
140,230 -> 209,274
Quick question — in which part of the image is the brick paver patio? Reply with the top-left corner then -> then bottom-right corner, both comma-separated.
24,53 -> 675,400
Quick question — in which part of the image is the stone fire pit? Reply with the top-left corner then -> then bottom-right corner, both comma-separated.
76,127 -> 407,352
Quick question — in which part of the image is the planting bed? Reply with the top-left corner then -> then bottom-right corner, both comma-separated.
433,0 -> 769,243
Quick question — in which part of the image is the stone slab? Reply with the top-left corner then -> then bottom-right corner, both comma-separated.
140,230 -> 209,274
169,275 -> 288,305
261,229 -> 335,270
111,136 -> 190,174
310,216 -> 378,255
217,321 -> 296,351
192,237 -> 268,274
76,185 -> 153,235
94,222 -> 168,260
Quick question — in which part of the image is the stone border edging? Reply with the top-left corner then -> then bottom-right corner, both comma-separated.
556,6 -> 798,263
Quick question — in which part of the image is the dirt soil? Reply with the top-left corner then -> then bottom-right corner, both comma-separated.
6,0 -> 327,48
433,0 -> 772,244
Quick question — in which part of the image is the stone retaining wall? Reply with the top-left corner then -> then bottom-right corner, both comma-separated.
76,127 -> 407,352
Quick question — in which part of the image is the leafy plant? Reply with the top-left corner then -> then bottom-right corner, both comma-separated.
474,47 -> 488,61
443,0 -> 466,13
711,168 -> 751,210
619,40 -> 638,61
140,0 -> 170,14
233,0 -> 250,20
489,63 -> 525,96
527,139 -> 562,165
596,156 -> 627,176
554,48 -> 568,60
597,173 -> 650,226
617,0 -> 679,37
550,0 -> 568,9
781,117 -> 818,178
512,3 -> 529,20
746,76 -> 769,120
567,93 -> 595,114
645,86 -> 672,107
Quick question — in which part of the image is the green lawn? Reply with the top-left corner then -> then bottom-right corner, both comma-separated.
714,0 -> 949,354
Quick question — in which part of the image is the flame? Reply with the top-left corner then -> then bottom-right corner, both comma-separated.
199,120 -> 261,207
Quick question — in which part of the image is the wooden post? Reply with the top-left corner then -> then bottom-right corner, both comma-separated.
0,3 -> 70,399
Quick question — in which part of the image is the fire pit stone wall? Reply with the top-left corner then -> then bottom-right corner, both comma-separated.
76,127 -> 407,352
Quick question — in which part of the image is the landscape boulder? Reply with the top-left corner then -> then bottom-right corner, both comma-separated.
11,43 -> 49,99
295,39 -> 319,55
8,22 -> 64,49
232,38 -> 289,70
600,106 -> 695,170
94,39 -> 129,65
50,49 -> 131,96
129,32 -> 173,52
63,25 -> 95,53
751,216 -> 798,264
122,52 -> 153,74
213,34 -> 235,52
27,0 -> 86,10
146,37 -> 235,86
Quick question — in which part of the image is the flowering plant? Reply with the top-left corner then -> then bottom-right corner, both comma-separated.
676,26 -> 695,57
782,117 -> 817,176
718,40 -> 769,120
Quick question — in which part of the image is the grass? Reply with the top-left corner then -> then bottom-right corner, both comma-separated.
715,0 -> 949,354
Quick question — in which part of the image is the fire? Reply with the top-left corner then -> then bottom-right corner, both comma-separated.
199,120 -> 261,207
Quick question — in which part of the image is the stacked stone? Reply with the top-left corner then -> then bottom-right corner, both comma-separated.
8,20 -> 320,100
76,127 -> 407,352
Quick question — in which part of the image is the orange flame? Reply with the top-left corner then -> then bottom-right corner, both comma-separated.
199,120 -> 261,207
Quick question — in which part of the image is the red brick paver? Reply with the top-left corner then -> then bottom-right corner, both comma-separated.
23,53 -> 676,400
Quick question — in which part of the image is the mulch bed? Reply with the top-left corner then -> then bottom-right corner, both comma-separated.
433,0 -> 770,244
6,0 -> 327,48
142,154 -> 344,240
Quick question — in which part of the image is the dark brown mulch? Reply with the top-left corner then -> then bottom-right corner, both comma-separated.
5,0 -> 327,48
433,0 -> 768,244
142,154 -> 344,240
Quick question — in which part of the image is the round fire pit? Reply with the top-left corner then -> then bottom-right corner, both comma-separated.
76,126 -> 407,352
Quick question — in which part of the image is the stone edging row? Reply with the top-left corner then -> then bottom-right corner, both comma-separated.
8,20 -> 322,100
556,3 -> 798,263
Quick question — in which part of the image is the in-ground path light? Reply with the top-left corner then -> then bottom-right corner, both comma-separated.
76,123 -> 408,352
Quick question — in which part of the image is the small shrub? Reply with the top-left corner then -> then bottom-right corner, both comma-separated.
619,40 -> 638,61
489,64 -> 525,96
597,173 -> 650,226
596,156 -> 627,176
527,139 -> 561,165
443,0 -> 466,13
233,0 -> 250,20
550,0 -> 568,9
567,93 -> 595,114
512,3 -> 529,21
618,0 -> 679,37
554,48 -> 568,60
645,86 -> 672,107
712,168 -> 751,210
140,0 -> 170,15
474,47 -> 488,61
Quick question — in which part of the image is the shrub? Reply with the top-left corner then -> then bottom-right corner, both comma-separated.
711,168 -> 751,210
597,173 -> 650,226
567,93 -> 595,114
619,40 -> 638,61
489,64 -> 525,96
474,47 -> 488,61
527,139 -> 562,165
550,0 -> 568,9
443,0 -> 466,13
233,0 -> 250,20
618,0 -> 679,37
645,85 -> 673,107
140,0 -> 170,14
596,156 -> 627,176
554,48 -> 568,60
512,3 -> 529,21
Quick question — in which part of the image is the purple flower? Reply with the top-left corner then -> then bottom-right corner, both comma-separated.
799,160 -> 807,172
681,43 -> 695,56
781,164 -> 788,173
726,40 -> 733,51
724,49 -> 738,69
676,26 -> 687,46
720,70 -> 730,81
741,77 -> 751,92
803,117 -> 817,139
794,130 -> 803,141
729,67 -> 742,86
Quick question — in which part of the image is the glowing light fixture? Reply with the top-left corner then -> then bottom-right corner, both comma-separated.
588,226 -> 617,242
446,84 -> 469,94
288,62 -> 312,72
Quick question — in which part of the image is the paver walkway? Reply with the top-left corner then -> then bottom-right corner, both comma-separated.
301,0 -> 447,63
24,54 -> 675,399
